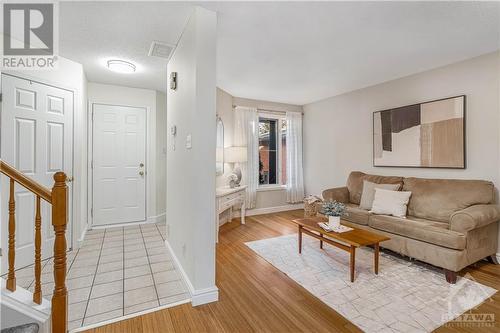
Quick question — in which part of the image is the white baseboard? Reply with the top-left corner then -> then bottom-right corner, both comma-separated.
164,239 -> 194,293
91,220 -> 147,230
90,212 -> 166,231
76,226 -> 88,249
148,213 -> 166,224
190,286 -> 219,306
233,203 -> 304,217
164,239 -> 219,306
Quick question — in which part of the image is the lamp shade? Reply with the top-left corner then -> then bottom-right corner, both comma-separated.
224,146 -> 247,163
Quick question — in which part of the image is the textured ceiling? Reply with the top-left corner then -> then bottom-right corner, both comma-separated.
59,2 -> 192,91
60,1 -> 500,105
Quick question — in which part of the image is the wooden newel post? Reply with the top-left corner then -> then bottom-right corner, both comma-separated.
6,179 -> 16,291
51,172 -> 68,333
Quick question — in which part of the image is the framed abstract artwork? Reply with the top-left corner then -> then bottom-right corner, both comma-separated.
373,95 -> 465,168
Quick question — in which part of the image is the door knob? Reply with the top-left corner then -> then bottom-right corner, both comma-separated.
139,163 -> 144,168
139,171 -> 144,176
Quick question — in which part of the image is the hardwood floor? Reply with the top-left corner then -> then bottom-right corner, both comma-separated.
83,210 -> 500,333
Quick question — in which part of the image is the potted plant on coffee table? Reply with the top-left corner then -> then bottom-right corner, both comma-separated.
320,201 -> 347,229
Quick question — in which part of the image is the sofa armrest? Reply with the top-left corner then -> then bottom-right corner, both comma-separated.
450,204 -> 500,233
322,186 -> 349,203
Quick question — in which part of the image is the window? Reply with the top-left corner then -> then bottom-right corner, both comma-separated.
258,115 -> 286,186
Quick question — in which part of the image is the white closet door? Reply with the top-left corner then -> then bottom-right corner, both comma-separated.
92,104 -> 147,226
1,74 -> 73,271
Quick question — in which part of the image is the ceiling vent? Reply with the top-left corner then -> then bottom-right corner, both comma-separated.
148,41 -> 175,60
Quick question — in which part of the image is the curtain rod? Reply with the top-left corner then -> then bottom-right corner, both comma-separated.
232,105 -> 303,115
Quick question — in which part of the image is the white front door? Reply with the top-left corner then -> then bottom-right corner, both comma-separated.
92,104 -> 147,226
1,74 -> 73,271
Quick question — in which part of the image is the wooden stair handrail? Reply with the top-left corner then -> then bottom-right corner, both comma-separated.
0,161 -> 52,203
1,160 -> 68,333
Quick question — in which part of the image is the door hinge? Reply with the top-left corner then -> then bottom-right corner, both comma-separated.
91,160 -> 93,169
0,93 -> 2,102
91,208 -> 93,217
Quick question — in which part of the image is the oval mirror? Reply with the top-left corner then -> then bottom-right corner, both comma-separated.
216,117 -> 224,176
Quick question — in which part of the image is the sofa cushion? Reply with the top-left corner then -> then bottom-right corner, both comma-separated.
371,189 -> 412,218
343,203 -> 370,225
403,177 -> 495,223
405,215 -> 450,227
359,180 -> 401,210
347,171 -> 403,205
369,215 -> 466,250
322,186 -> 349,203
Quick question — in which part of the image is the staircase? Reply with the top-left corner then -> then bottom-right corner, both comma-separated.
0,161 -> 68,333
1,324 -> 40,333
1,278 -> 49,333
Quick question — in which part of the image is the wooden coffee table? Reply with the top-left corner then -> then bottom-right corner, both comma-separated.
292,216 -> 390,282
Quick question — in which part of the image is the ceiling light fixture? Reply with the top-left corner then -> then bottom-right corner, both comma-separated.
107,60 -> 136,73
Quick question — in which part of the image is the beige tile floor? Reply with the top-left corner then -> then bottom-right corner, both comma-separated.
6,223 -> 189,330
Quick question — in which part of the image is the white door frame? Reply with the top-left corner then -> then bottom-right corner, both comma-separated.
0,72 -> 75,251
88,102 -> 150,228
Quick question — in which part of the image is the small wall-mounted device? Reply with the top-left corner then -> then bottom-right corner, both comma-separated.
170,72 -> 177,90
170,125 -> 177,151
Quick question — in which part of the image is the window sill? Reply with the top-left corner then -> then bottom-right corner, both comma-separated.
257,185 -> 287,192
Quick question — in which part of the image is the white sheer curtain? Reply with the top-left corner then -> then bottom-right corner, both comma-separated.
286,111 -> 304,203
234,106 -> 259,209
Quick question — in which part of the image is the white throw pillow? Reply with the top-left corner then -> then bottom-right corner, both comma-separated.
370,189 -> 412,218
359,180 -> 401,210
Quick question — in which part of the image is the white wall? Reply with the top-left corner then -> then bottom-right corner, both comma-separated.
2,56 -> 88,250
303,51 -> 500,249
156,91 -> 167,215
166,7 -> 218,305
87,82 -> 165,224
216,91 -> 304,212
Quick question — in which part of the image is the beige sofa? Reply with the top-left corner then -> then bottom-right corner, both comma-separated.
321,171 -> 500,283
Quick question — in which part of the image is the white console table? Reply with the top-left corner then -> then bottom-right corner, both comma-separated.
216,185 -> 247,242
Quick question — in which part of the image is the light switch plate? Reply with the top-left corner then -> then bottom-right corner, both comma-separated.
186,134 -> 192,149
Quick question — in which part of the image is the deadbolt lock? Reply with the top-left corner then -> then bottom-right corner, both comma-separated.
139,163 -> 144,167
139,171 -> 144,176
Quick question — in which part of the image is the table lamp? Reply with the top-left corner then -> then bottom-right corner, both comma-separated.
224,146 -> 247,187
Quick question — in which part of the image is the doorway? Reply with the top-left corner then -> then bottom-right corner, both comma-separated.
1,73 -> 74,271
91,103 -> 147,226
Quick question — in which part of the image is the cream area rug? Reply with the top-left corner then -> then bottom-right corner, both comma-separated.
245,234 -> 496,333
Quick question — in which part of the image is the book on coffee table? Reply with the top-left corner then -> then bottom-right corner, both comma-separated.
318,222 -> 353,233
